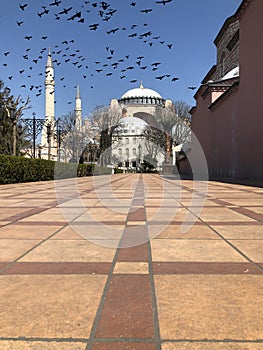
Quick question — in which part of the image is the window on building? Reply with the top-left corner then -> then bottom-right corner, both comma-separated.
132,148 -> 136,156
126,138 -> 129,145
220,52 -> 226,77
133,137 -> 136,145
118,148 -> 122,155
126,148 -> 129,156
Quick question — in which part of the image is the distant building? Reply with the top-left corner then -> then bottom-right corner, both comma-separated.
184,0 -> 263,179
110,82 -> 173,171
40,51 -> 174,168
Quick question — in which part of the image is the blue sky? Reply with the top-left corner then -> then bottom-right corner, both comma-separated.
1,0 -> 242,120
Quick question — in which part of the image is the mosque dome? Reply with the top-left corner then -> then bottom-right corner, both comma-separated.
116,116 -> 147,136
119,82 -> 165,106
121,82 -> 162,99
119,116 -> 148,126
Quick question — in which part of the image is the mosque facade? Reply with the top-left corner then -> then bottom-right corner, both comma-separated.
40,50 -> 173,170
110,83 -> 173,170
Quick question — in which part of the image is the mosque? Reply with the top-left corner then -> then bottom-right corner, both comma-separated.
40,50 -> 173,170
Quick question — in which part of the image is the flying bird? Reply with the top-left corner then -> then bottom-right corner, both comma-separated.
106,9 -> 116,16
58,7 -> 73,14
89,23 -> 99,30
107,28 -> 119,34
140,8 -> 153,14
49,0 -> 61,6
151,62 -> 161,67
16,21 -> 24,26
38,8 -> 49,17
156,75 -> 165,80
156,0 -> 172,5
19,3 -> 28,11
101,2 -> 110,10
188,86 -> 197,90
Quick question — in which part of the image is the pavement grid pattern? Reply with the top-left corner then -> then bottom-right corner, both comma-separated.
0,173 -> 262,350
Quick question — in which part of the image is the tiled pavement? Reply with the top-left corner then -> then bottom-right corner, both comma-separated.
0,174 -> 262,350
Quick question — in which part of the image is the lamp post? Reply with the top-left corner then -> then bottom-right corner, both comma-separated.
20,113 -> 45,158
8,105 -> 17,156
4,103 -> 17,156
137,143 -> 142,172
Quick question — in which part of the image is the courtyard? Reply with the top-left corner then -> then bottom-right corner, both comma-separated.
0,174 -> 262,349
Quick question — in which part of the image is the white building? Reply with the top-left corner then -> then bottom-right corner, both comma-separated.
110,82 -> 174,171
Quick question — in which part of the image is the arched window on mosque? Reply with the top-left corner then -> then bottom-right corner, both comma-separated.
132,148 -> 136,156
126,138 -> 129,145
133,137 -> 136,145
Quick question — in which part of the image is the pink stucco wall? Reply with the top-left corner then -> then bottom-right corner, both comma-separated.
188,0 -> 263,179
236,0 -> 263,178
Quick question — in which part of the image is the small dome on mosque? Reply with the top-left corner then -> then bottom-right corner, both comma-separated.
121,81 -> 162,99
119,116 -> 148,126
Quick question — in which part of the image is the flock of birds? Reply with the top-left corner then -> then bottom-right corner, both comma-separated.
1,0 -> 197,107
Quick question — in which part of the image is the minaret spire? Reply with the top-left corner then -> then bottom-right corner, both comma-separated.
44,47 -> 55,122
46,47 -> 53,68
75,84 -> 82,131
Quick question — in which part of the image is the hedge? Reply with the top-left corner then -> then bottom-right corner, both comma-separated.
0,154 -> 111,184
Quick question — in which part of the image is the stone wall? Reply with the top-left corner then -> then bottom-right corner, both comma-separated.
212,18 -> 240,80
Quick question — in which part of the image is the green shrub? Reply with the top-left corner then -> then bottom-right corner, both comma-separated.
114,167 -> 124,174
0,154 -> 101,184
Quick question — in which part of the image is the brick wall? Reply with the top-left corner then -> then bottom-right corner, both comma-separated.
212,20 -> 240,80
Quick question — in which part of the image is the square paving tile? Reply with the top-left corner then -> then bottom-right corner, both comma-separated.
151,239 -> 246,262
199,208 -> 256,222
155,275 -> 263,340
0,341 -> 87,350
211,225 -> 263,239
113,262 -> 149,274
92,343 -> 156,350
95,274 -> 155,339
161,342 -> 263,349
0,275 -> 106,338
228,240 -> 263,262
150,224 -> 219,240
57,224 -> 124,241
19,240 -> 116,262
0,239 -> 41,261
0,224 -> 62,239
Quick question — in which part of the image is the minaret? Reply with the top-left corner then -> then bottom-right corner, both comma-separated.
41,49 -> 56,159
75,85 -> 82,131
45,48 -> 55,123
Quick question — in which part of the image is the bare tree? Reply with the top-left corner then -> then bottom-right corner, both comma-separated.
58,111 -> 87,162
89,104 -> 122,166
155,104 -> 178,165
0,80 -> 31,155
143,100 -> 192,168
173,100 -> 191,119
